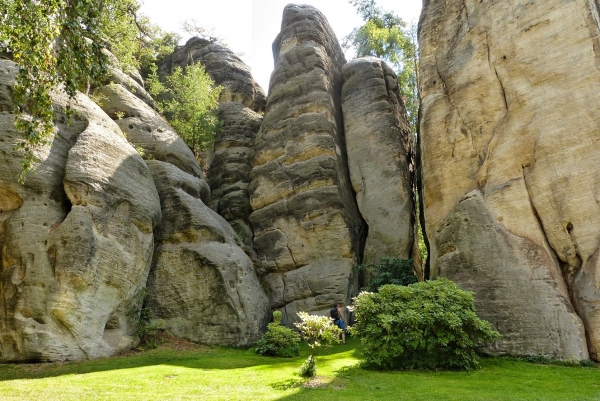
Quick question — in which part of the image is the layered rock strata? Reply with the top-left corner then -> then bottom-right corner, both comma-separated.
341,57 -> 414,265
97,78 -> 270,347
160,37 -> 267,245
249,4 -> 365,323
208,102 -> 263,247
0,60 -> 162,362
419,0 -> 600,360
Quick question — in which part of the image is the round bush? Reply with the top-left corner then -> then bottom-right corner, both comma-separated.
255,323 -> 301,358
351,278 -> 500,370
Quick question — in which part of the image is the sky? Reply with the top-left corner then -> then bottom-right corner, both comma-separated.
139,0 -> 423,92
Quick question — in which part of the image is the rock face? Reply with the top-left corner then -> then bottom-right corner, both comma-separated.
96,78 -> 270,347
145,161 -> 270,346
341,57 -> 414,264
160,36 -> 267,246
0,60 -> 162,362
249,4 -> 365,323
208,102 -> 263,247
419,0 -> 600,360
159,37 -> 266,111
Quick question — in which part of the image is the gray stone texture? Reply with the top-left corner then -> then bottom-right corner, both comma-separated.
419,0 -> 600,360
97,73 -> 270,348
0,60 -> 161,362
341,57 -> 414,264
249,4 -> 365,324
159,37 -> 266,112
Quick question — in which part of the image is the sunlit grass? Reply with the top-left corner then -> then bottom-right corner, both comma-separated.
1,338 -> 598,400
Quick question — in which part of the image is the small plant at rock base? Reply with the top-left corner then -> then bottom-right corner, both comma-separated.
127,287 -> 164,350
351,278 -> 501,371
273,310 -> 283,325
255,322 -> 301,358
294,312 -> 341,377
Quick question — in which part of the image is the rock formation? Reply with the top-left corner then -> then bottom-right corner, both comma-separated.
0,60 -> 162,362
208,102 -> 263,247
161,37 -> 267,246
341,57 -> 414,264
145,160 -> 270,346
159,37 -> 266,111
419,0 -> 600,360
249,4 -> 366,323
96,72 -> 270,347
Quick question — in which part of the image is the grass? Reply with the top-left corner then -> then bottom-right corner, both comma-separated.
0,337 -> 599,401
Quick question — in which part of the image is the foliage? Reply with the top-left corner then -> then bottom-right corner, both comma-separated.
127,287 -> 164,350
147,63 -> 222,157
272,310 -> 283,325
294,311 -> 341,377
354,257 -> 418,292
343,0 -> 419,129
351,279 -> 501,370
254,323 -> 301,358
0,0 -> 179,182
299,354 -> 316,377
0,0 -> 112,181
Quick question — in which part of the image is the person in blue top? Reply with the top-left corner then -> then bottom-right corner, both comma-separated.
330,302 -> 347,344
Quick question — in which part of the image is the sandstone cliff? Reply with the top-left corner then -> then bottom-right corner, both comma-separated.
0,60 -> 161,362
96,76 -> 270,347
419,0 -> 600,360
161,37 -> 266,248
341,57 -> 414,265
249,4 -> 366,323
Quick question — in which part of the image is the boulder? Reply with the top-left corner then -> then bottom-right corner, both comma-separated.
249,4 -> 365,323
145,161 -> 270,346
341,57 -> 414,264
419,0 -> 600,360
159,37 -> 266,113
0,60 -> 161,362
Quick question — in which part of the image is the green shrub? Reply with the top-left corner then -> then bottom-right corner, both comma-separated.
294,312 -> 341,377
255,323 -> 301,358
351,278 -> 501,371
272,310 -> 283,325
354,257 -> 418,292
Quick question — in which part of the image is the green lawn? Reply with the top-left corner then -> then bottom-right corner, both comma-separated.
1,338 -> 599,400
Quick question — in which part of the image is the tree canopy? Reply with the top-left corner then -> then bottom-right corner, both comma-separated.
343,0 -> 419,129
147,64 -> 222,159
0,0 -> 179,181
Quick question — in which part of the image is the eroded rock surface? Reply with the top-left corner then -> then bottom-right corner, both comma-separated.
0,60 -> 161,362
341,57 -> 414,264
419,0 -> 600,360
208,102 -> 263,247
249,4 -> 365,323
159,37 -> 266,112
97,78 -> 270,347
145,161 -> 270,346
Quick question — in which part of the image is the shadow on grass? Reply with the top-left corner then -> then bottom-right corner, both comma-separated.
0,337 -> 364,383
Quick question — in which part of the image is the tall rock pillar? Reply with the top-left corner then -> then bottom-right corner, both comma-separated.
249,4 -> 365,323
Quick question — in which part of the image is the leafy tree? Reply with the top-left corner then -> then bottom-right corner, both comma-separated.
343,0 -> 419,129
294,312 -> 341,377
351,279 -> 501,371
146,64 -> 222,158
0,0 -> 179,182
354,257 -> 418,292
